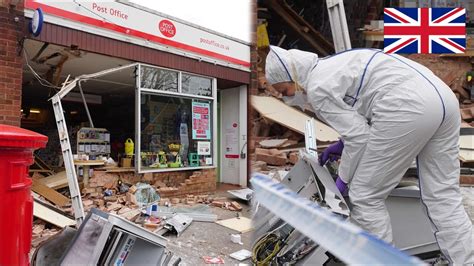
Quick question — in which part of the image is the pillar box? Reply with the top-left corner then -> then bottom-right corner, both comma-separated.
0,124 -> 47,266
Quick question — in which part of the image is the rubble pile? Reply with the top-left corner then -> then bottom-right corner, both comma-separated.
250,48 -> 310,170
29,166 -> 248,254
31,221 -> 60,249
75,170 -> 241,218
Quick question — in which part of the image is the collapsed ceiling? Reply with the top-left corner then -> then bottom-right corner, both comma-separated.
22,39 -> 136,102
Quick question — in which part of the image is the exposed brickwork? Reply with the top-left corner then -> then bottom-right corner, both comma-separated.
155,169 -> 217,198
288,151 -> 299,165
87,168 -> 217,199
460,175 -> 474,185
255,148 -> 288,166
0,1 -> 24,126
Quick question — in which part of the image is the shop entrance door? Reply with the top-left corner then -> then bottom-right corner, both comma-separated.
219,85 -> 247,187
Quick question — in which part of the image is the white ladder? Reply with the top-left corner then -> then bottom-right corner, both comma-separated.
52,95 -> 85,225
50,63 -> 138,226
305,118 -> 318,158
326,0 -> 352,52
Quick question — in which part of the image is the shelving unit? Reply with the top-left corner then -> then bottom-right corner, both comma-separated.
76,127 -> 111,157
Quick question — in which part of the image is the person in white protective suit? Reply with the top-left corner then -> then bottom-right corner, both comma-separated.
265,46 -> 473,264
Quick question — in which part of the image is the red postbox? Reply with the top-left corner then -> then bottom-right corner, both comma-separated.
0,124 -> 47,266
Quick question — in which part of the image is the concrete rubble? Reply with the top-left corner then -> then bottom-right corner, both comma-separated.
31,222 -> 60,249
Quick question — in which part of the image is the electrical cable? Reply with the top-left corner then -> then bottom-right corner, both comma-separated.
23,49 -> 62,90
252,232 -> 282,265
252,222 -> 293,265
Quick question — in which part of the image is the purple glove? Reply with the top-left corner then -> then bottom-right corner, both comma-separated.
319,139 -> 344,166
335,176 -> 348,196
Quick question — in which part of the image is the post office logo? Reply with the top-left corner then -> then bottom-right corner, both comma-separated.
159,19 -> 176,38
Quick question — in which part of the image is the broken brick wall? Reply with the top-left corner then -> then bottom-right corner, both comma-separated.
88,168 -> 217,199
155,169 -> 217,198
0,0 -> 24,126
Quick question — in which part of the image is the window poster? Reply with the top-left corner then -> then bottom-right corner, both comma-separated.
198,141 -> 211,155
192,101 -> 211,140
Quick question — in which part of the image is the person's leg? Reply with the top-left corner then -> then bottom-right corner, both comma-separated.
349,90 -> 441,243
417,94 -> 473,264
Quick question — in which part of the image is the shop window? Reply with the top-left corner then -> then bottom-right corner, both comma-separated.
182,74 -> 212,96
139,93 -> 213,171
140,66 -> 178,92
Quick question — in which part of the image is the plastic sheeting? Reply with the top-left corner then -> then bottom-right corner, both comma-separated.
134,183 -> 160,207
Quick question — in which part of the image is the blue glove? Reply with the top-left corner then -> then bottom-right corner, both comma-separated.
335,176 -> 348,196
319,139 -> 344,166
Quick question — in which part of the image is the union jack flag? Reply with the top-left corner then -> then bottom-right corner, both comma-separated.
384,8 -> 466,54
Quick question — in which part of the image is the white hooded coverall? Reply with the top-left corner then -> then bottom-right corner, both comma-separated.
265,46 -> 473,264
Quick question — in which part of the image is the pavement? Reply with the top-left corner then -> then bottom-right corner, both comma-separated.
165,184 -> 253,265
29,183 -> 473,264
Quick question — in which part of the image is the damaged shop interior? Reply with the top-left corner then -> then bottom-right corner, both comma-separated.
22,38 -> 253,264
22,40 -> 136,169
22,39 -> 218,173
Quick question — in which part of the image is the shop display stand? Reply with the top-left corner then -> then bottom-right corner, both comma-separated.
76,127 -> 111,158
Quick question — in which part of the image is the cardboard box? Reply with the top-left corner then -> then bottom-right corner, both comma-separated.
121,158 -> 132,168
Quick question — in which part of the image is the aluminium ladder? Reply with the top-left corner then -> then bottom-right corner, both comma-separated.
50,63 -> 139,226
52,95 -> 85,225
305,118 -> 318,158
326,0 -> 352,52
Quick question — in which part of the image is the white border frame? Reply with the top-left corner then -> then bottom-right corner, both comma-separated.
136,63 -> 217,173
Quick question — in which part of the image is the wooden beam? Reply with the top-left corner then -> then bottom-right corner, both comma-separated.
32,42 -> 49,62
460,149 -> 474,163
265,0 -> 334,56
251,96 -> 340,142
53,54 -> 69,86
33,200 -> 75,228
32,178 -> 70,207
39,171 -> 69,190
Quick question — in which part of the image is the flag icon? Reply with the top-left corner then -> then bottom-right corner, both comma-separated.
384,8 -> 466,54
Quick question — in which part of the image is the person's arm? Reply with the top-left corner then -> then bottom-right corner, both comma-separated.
307,70 -> 370,184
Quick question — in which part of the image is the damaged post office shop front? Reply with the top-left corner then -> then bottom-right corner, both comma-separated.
17,0 -> 251,211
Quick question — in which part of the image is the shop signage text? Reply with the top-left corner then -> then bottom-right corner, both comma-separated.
24,0 -> 250,69
159,20 -> 176,38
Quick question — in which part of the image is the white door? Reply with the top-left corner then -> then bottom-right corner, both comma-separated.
219,85 -> 247,187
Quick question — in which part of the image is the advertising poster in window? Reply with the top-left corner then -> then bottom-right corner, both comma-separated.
192,101 -> 211,140
197,141 -> 211,155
